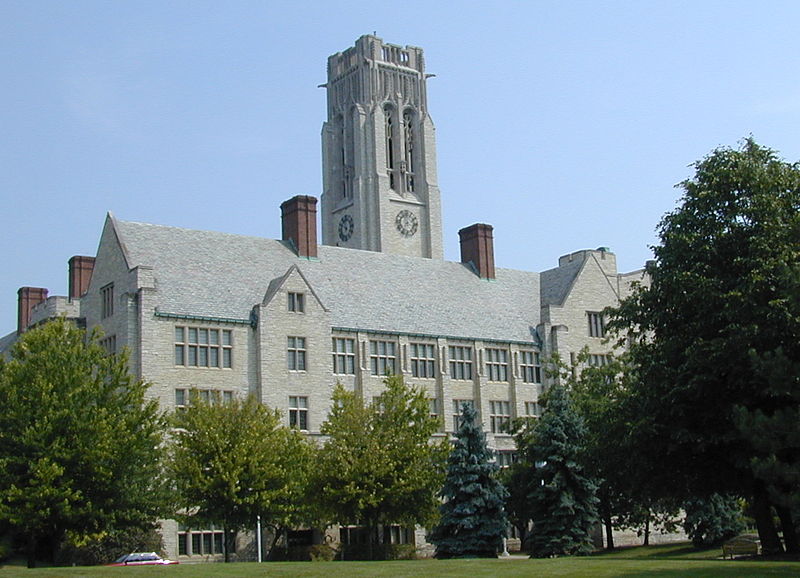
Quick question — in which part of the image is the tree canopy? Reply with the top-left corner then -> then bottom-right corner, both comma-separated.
168,393 -> 315,562
313,375 -> 448,559
428,403 -> 508,558
0,318 -> 166,567
611,138 -> 800,553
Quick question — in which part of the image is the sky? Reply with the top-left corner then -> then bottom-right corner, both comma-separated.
2,1 -> 800,335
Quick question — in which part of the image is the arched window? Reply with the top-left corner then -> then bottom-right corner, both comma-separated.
384,105 -> 396,190
336,114 -> 347,199
403,109 -> 415,193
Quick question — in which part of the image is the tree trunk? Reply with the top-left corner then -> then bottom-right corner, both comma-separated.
266,526 -> 282,561
604,512 -> 615,550
642,517 -> 650,546
752,484 -> 783,555
776,506 -> 799,554
367,522 -> 375,561
223,526 -> 232,563
26,536 -> 37,569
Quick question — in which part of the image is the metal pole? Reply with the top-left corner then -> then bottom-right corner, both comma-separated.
257,515 -> 262,563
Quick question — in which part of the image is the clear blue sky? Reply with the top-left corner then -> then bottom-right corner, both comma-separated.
3,1 -> 800,335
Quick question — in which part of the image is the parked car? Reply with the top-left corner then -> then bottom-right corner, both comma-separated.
107,552 -> 179,566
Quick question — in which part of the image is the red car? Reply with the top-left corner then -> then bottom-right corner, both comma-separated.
107,552 -> 179,566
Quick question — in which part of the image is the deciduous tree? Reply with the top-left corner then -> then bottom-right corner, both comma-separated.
0,318 -> 166,567
313,375 -> 448,559
611,138 -> 800,553
168,393 -> 315,562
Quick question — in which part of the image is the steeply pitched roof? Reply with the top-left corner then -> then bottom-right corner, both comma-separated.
0,330 -> 17,357
113,218 -> 541,344
540,256 -> 584,307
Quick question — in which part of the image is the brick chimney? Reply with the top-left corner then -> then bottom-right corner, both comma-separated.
17,287 -> 48,333
69,256 -> 95,299
459,223 -> 495,280
281,195 -> 318,258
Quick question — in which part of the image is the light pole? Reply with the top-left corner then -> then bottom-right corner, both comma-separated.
256,515 -> 262,562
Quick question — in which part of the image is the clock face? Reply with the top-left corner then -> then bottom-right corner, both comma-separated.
395,210 -> 418,237
338,214 -> 354,242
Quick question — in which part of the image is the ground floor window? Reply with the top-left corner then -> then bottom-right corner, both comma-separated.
496,450 -> 517,468
339,525 -> 414,545
177,524 -> 234,556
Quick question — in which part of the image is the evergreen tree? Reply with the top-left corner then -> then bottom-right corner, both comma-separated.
428,403 -> 508,558
524,385 -> 598,557
683,494 -> 745,547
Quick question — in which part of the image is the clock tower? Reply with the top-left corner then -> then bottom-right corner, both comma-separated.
320,35 -> 443,259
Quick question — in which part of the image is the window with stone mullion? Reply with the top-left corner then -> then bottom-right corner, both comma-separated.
411,342 -> 435,378
370,340 -> 397,375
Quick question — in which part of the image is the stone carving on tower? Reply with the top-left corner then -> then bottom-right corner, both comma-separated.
320,35 -> 444,259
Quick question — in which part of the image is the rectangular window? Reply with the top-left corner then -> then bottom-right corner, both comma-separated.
289,396 -> 308,430
496,450 -> 517,468
174,388 -> 234,409
177,525 -> 232,556
287,336 -> 307,371
588,312 -> 606,338
490,400 -> 511,434
429,398 -> 443,432
428,398 -> 439,420
100,335 -> 117,355
288,292 -> 305,313
525,401 -> 541,418
452,399 -> 474,432
101,283 -> 114,318
174,326 -> 233,368
520,350 -> 541,383
369,340 -> 397,376
485,348 -> 509,382
588,353 -> 612,367
410,343 -> 435,378
448,346 -> 473,380
332,337 -> 356,374
175,388 -> 186,408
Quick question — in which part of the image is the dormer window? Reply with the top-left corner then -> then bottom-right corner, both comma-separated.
288,292 -> 305,313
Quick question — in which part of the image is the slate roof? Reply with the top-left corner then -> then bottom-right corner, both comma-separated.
0,330 -> 17,356
540,257 -> 584,307
113,218 -> 542,344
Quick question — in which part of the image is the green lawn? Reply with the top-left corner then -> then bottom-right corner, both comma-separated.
2,543 -> 799,577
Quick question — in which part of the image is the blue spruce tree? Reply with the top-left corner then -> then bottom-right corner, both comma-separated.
428,403 -> 508,558
527,385 -> 599,557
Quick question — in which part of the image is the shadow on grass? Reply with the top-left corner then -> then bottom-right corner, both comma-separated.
590,542 -> 719,560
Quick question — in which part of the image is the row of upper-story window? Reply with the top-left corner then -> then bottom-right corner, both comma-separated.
174,387 -> 542,438
330,337 -> 542,383
171,322 -> 542,384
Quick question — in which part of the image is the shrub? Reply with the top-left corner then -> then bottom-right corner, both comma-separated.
309,544 -> 336,561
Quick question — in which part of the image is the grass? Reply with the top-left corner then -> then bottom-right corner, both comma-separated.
2,543 -> 799,577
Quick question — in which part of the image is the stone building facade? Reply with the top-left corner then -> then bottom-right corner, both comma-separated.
2,35 -> 648,561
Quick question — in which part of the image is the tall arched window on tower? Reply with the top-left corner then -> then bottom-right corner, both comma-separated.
344,107 -> 356,199
403,109 -> 415,193
336,114 -> 347,200
384,105 -> 396,190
